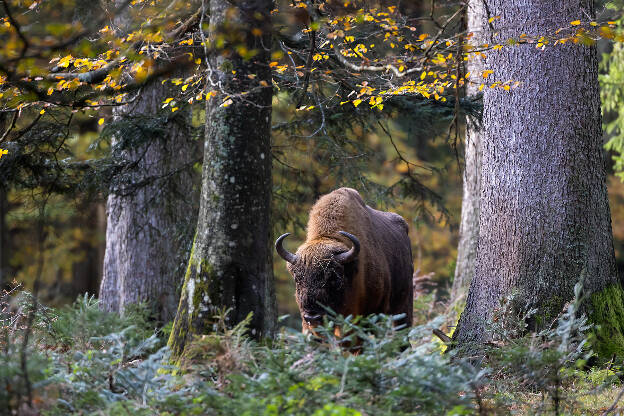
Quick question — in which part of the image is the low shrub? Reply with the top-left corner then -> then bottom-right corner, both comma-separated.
0,285 -> 621,415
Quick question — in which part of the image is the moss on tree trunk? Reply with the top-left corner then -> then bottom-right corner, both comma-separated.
589,284 -> 624,359
168,0 -> 276,358
453,0 -> 620,357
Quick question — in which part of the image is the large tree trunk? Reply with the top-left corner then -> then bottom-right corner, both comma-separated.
168,0 -> 276,357
453,0 -> 620,352
450,0 -> 485,303
99,83 -> 198,323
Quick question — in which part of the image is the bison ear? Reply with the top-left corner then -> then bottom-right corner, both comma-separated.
343,259 -> 358,281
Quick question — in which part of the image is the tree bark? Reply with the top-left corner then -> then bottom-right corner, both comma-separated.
168,0 -> 276,357
99,83 -> 198,323
450,0 -> 485,303
0,185 -> 9,289
72,202 -> 105,297
454,0 -> 619,348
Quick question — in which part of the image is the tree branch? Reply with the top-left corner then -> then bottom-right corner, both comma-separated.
1,0 -> 30,58
332,45 -> 422,78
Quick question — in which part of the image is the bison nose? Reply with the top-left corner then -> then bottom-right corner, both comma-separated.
304,314 -> 323,325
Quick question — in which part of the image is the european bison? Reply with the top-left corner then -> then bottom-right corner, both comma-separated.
275,187 -> 413,332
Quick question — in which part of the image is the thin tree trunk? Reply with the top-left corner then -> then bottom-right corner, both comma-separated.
0,185 -> 9,289
168,0 -> 276,357
450,0 -> 485,303
454,0 -> 619,349
72,202 -> 105,297
99,83 -> 198,322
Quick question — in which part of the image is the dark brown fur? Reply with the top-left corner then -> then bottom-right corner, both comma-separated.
285,188 -> 413,332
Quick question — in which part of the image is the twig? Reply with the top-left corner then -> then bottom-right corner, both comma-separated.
422,5 -> 466,61
45,59 -> 122,83
1,0 -> 30,58
471,381 -> 487,416
333,45 -> 422,78
377,120 -> 431,172
0,111 -> 18,143
430,0 -> 442,29
337,355 -> 352,396
432,328 -> 451,343
168,9 -> 202,40
11,112 -> 43,143
296,30 -> 316,108
602,386 -> 624,415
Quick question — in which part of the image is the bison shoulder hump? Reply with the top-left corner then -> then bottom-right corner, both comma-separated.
388,212 -> 409,235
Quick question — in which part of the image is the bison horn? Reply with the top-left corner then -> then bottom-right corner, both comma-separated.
275,233 -> 298,264
335,231 -> 360,264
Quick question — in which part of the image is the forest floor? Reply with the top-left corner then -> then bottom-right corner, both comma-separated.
1,289 -> 623,415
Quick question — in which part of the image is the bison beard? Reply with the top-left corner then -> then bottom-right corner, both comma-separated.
275,187 -> 414,336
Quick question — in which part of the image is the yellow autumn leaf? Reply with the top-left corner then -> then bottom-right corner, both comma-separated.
259,80 -> 269,87
0,149 -> 8,159
98,118 -> 104,125
39,109 -> 45,115
134,66 -> 147,82
58,55 -> 73,68
182,84 -> 188,91
482,70 -> 494,79
353,99 -> 362,107
163,98 -> 174,104
171,107 -> 179,112
570,20 -> 581,26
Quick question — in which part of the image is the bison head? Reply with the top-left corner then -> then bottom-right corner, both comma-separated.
275,231 -> 360,328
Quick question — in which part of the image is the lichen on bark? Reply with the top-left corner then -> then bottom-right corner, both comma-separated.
450,0 -> 484,304
453,0 -> 618,349
167,0 -> 277,358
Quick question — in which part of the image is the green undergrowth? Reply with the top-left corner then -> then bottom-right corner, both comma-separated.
589,283 -> 624,360
1,287 -> 622,415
